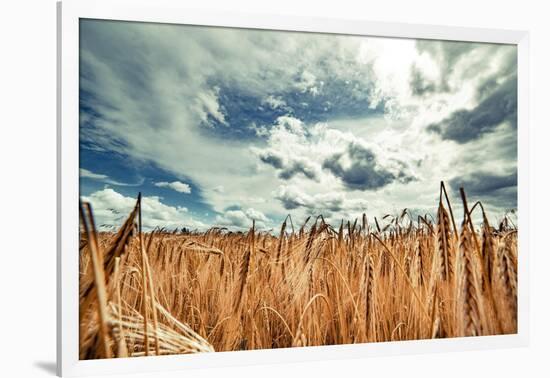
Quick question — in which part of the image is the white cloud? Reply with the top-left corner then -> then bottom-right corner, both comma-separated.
244,208 -> 269,223
275,185 -> 368,214
262,95 -> 288,110
295,70 -> 319,95
80,168 -> 108,180
79,168 -> 143,187
212,185 -> 225,193
154,181 -> 192,194
215,207 -> 270,230
248,122 -> 270,137
81,188 -> 205,231
195,87 -> 227,126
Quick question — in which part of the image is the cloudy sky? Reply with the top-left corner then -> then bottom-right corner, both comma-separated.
79,19 -> 517,231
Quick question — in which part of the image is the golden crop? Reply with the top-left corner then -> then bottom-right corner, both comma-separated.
79,183 -> 517,359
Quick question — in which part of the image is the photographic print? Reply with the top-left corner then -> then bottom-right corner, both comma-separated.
78,19 -> 518,359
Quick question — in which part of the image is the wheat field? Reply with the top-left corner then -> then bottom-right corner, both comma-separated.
78,182 -> 517,359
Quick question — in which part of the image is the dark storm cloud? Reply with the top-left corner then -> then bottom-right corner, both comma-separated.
278,197 -> 301,210
275,189 -> 344,212
450,171 -> 517,196
259,152 -> 284,169
410,65 -> 437,96
279,161 -> 318,181
323,143 -> 413,191
427,75 -> 517,143
259,151 -> 319,181
449,171 -> 517,208
276,190 -> 310,210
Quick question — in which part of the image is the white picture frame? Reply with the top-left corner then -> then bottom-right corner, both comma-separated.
57,1 -> 530,376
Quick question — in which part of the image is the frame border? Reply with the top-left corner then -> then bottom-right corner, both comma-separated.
57,1 -> 530,376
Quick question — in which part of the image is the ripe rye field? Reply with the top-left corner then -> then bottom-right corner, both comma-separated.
79,182 -> 517,359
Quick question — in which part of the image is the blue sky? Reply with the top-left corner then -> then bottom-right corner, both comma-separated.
79,19 -> 518,231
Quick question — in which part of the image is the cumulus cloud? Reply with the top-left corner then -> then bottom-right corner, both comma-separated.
428,75 -> 517,143
262,95 -> 288,110
254,115 -> 415,192
215,207 -> 270,230
275,185 -> 368,214
254,116 -> 324,182
295,70 -> 319,95
449,170 -> 517,209
154,181 -> 192,194
276,185 -> 342,211
81,188 -> 206,231
259,150 -> 319,181
259,151 -> 284,169
323,142 -> 415,190
279,160 -> 319,181
248,122 -> 270,137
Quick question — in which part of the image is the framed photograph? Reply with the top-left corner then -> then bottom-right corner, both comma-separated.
57,0 -> 529,376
